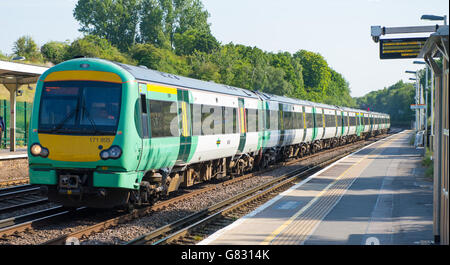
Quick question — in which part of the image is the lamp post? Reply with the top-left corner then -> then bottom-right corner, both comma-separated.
413,61 -> 430,150
421,14 -> 447,25
406,70 -> 419,131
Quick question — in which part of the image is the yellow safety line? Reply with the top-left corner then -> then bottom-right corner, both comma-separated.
260,135 -> 396,245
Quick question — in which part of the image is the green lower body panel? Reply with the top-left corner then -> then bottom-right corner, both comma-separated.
93,171 -> 140,190
29,169 -> 58,185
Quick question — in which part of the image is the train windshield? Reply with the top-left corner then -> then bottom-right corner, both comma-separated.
38,81 -> 121,135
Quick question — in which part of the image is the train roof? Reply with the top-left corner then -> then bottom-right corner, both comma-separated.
254,91 -> 313,106
113,61 -> 260,99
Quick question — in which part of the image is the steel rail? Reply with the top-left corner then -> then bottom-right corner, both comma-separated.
0,206 -> 85,236
0,185 -> 49,214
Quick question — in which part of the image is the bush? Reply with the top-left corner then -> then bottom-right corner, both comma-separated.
422,148 -> 434,179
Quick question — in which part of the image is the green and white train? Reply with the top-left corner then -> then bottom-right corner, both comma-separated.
28,58 -> 390,208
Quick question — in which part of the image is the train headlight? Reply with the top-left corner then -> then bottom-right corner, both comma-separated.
30,143 -> 49,158
40,148 -> 49,158
100,150 -> 110,160
100,146 -> 122,160
109,146 -> 122,159
30,144 -> 42,156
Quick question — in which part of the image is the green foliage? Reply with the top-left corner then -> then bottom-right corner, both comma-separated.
0,51 -> 9,60
139,0 -> 211,50
294,50 -> 331,93
173,28 -> 219,55
355,80 -> 415,127
64,35 -> 135,64
13,36 -> 43,62
41,41 -> 70,64
74,0 -> 141,52
422,148 -> 433,179
129,43 -> 190,75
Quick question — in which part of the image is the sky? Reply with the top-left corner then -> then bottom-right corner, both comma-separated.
0,0 -> 448,97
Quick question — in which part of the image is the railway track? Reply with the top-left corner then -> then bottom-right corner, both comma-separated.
0,185 -> 47,215
0,131 -> 398,244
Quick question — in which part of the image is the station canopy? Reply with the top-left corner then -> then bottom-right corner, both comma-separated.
0,60 -> 48,86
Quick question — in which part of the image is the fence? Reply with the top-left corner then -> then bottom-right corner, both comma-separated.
0,100 -> 32,148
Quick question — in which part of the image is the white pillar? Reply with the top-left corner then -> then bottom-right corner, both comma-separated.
4,82 -> 17,152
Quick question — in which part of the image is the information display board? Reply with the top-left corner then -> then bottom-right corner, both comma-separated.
380,37 -> 428,59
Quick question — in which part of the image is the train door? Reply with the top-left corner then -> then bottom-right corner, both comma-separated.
176,89 -> 192,163
312,107 -> 317,141
302,106 -> 307,142
237,98 -> 247,153
356,113 -> 362,137
136,83 -> 149,170
334,110 -> 339,137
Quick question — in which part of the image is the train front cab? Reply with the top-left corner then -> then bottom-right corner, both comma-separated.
28,59 -> 144,208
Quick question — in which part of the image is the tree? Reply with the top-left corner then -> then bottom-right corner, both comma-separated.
41,41 -> 70,64
73,0 -> 141,52
129,43 -> 190,75
355,80 -> 414,127
173,28 -> 219,55
293,50 -> 331,93
13,36 -> 43,62
139,0 -> 211,48
64,35 -> 134,63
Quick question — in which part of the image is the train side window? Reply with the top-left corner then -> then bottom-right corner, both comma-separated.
140,94 -> 149,138
246,108 -> 257,132
325,114 -> 334,127
257,109 -> 263,131
337,113 -> 342,127
305,112 -> 314,128
351,116 -> 356,126
293,111 -> 299,129
270,110 -> 278,130
192,104 -> 201,136
315,111 -> 323,128
223,107 -> 236,134
149,100 -> 179,137
298,111 -> 304,129
201,104 -> 222,135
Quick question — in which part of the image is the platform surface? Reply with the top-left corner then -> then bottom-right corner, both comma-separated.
0,148 -> 27,160
200,131 -> 433,245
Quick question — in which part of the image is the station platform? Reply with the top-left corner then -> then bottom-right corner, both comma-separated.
199,130 -> 434,245
0,148 -> 27,160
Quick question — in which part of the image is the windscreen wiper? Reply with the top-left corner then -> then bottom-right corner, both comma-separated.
50,107 -> 78,133
80,102 -> 101,135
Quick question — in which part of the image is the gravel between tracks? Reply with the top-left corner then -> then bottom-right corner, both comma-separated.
0,201 -> 60,221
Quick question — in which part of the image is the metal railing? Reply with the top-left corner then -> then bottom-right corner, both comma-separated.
0,100 -> 32,148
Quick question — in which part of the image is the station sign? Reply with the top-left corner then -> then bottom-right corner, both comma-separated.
410,104 -> 426,110
380,37 -> 428,59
